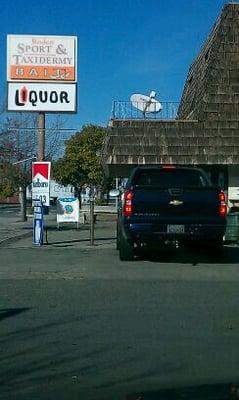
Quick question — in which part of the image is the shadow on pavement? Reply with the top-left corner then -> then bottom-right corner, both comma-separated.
126,382 -> 238,400
0,308 -> 30,322
0,313 -> 107,398
138,245 -> 239,265
48,237 -> 116,246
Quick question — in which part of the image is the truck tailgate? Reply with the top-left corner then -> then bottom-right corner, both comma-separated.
131,187 -> 222,224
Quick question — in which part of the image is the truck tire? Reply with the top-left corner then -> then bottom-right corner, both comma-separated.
119,232 -> 134,261
207,239 -> 224,255
116,224 -> 120,250
190,239 -> 224,257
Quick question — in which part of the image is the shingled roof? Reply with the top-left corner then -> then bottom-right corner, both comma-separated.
178,2 -> 239,121
103,3 -> 239,176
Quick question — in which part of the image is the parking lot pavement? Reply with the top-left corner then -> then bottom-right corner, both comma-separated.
0,208 -> 56,246
0,208 -> 32,245
1,212 -> 117,250
0,204 -> 117,247
2,205 -> 239,270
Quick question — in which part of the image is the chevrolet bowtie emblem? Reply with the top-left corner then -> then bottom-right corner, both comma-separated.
169,200 -> 184,206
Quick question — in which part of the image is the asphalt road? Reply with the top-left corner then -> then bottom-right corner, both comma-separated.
1,238 -> 239,400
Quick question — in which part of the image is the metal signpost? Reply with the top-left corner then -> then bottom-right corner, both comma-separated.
90,197 -> 95,246
38,112 -> 45,161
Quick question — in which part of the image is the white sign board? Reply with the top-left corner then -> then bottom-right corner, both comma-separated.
32,162 -> 51,206
50,180 -> 74,199
57,197 -> 80,223
228,187 -> 239,201
8,82 -> 76,112
7,35 -> 77,82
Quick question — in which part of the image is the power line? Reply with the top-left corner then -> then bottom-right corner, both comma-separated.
7,127 -> 78,131
13,155 -> 37,165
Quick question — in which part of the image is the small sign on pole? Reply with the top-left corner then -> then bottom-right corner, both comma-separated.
33,199 -> 44,245
32,161 -> 51,206
57,197 -> 80,229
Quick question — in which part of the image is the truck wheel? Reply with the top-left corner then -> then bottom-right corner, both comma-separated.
191,239 -> 224,257
116,224 -> 120,250
119,232 -> 134,261
206,239 -> 224,258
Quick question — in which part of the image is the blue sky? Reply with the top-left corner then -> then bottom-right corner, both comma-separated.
0,0 -> 230,131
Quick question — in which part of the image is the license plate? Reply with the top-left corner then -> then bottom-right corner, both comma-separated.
167,224 -> 185,233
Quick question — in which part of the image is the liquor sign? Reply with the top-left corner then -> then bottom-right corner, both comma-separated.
8,82 -> 76,112
32,162 -> 51,206
7,35 -> 77,82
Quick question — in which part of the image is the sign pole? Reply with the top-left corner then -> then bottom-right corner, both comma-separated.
90,198 -> 95,245
38,112 -> 45,161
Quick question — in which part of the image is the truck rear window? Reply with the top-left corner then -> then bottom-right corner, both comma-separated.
134,169 -> 208,188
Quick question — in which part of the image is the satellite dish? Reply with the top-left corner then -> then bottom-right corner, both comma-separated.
130,91 -> 162,114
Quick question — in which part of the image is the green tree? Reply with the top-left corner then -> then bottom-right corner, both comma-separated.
53,124 -> 107,205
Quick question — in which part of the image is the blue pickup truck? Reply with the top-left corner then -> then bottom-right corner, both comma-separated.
113,166 -> 227,260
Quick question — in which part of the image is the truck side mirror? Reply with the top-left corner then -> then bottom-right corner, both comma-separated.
109,189 -> 120,197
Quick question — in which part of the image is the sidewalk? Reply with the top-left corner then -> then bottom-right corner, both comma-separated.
81,204 -> 117,213
0,204 -> 117,248
8,218 -> 116,250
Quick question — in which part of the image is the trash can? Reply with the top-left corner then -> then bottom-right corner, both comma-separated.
224,211 -> 239,243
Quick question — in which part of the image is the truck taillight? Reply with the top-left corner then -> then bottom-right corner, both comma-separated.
219,190 -> 227,217
123,190 -> 134,217
161,165 -> 176,170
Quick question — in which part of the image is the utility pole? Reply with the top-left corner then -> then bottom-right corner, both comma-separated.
19,186 -> 27,222
38,112 -> 45,161
115,177 -> 119,211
